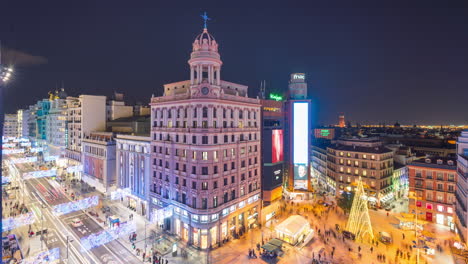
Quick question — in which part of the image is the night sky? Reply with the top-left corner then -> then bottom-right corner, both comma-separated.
2,1 -> 468,125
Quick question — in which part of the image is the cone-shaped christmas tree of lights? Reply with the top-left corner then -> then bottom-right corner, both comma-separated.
346,177 -> 374,241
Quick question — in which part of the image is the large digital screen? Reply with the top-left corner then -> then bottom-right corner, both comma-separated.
271,129 -> 284,163
293,102 -> 309,164
293,164 -> 308,190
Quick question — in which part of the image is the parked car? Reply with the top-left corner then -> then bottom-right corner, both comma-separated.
342,231 -> 356,240
71,218 -> 83,227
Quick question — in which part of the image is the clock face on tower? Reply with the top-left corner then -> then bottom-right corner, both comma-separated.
201,86 -> 209,95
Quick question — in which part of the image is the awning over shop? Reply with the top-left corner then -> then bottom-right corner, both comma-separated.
261,239 -> 284,253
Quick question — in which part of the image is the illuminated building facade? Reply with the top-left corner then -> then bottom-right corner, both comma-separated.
455,130 -> 468,241
65,95 -> 106,169
35,99 -> 51,142
327,138 -> 394,206
46,89 -> 68,156
408,158 -> 457,228
338,113 -> 345,128
150,26 -> 261,249
17,109 -> 29,138
81,132 -> 116,193
260,99 -> 284,205
116,134 -> 151,219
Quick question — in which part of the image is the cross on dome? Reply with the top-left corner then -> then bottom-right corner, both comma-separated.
201,12 -> 211,29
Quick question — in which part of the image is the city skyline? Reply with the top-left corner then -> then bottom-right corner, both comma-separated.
2,1 -> 468,124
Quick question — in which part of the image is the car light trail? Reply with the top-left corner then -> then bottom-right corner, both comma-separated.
80,221 -> 136,252
52,196 -> 99,216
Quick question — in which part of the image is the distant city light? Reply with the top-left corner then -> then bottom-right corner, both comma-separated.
269,93 -> 283,101
23,169 -> 57,180
2,212 -> 36,232
52,196 -> 99,216
80,221 -> 136,252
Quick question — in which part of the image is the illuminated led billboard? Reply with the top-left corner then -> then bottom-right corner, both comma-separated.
272,129 -> 284,163
294,164 -> 308,190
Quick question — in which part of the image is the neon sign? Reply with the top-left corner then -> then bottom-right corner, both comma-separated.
320,129 -> 330,137
2,212 -> 36,232
80,222 -> 136,251
23,169 -> 57,180
269,93 -> 283,101
52,196 -> 99,216
293,73 -> 305,80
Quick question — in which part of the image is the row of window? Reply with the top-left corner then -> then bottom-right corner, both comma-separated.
414,180 -> 456,192
153,120 -> 258,129
153,145 -> 258,159
83,145 -> 106,157
153,107 -> 258,120
153,169 -> 258,187
415,170 -> 456,181
153,133 -> 258,144
337,159 -> 392,169
152,182 -> 259,209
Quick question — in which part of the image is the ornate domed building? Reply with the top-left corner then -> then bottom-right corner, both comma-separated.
149,21 -> 262,249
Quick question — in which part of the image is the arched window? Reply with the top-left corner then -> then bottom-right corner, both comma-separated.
239,110 -> 243,119
184,108 -> 188,118
213,108 -> 217,118
168,109 -> 172,118
202,107 -> 208,118
247,110 -> 250,119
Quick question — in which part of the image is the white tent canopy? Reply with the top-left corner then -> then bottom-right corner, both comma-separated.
275,215 -> 310,238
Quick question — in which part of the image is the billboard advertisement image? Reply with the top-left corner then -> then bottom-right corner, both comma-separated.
272,129 -> 284,163
293,164 -> 308,190
293,102 -> 310,190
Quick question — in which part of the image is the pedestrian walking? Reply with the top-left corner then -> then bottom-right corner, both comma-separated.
143,252 -> 146,261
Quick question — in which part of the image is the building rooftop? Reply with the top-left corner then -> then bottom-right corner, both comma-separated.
109,115 -> 150,123
328,144 -> 393,154
408,157 -> 457,170
394,162 -> 406,170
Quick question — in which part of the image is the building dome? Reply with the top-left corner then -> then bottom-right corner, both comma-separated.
192,28 -> 218,53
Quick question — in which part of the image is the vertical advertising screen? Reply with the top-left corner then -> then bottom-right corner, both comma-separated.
271,129 -> 284,163
293,102 -> 309,190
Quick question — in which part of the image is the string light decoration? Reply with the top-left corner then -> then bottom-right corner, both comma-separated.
80,221 -> 136,252
23,169 -> 57,180
52,196 -> 99,216
345,176 -> 374,241
21,248 -> 60,264
2,212 -> 36,232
